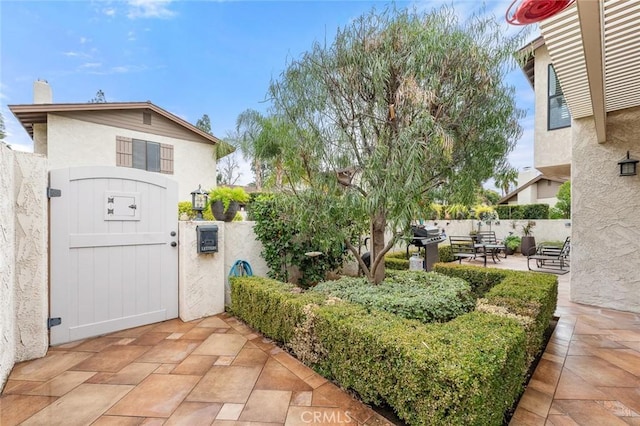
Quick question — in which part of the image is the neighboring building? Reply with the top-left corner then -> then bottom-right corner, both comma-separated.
498,167 -> 566,206
521,1 -> 640,314
9,81 -> 222,200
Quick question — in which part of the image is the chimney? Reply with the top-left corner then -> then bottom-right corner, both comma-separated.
33,80 -> 52,104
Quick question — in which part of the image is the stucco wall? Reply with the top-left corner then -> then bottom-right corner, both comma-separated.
223,222 -> 269,305
0,145 -> 48,391
178,221 -> 226,322
46,114 -> 217,200
178,220 -> 269,319
571,107 -> 640,313
534,45 -> 571,177
0,144 -> 17,391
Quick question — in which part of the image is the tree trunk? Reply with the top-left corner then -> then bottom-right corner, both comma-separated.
370,210 -> 386,284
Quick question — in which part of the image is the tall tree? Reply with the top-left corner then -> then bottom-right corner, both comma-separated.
216,153 -> 241,185
269,6 -> 524,283
233,110 -> 299,190
88,90 -> 106,103
494,166 -> 519,196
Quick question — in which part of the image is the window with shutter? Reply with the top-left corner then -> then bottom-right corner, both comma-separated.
116,136 -> 173,174
116,136 -> 133,167
160,143 -> 174,174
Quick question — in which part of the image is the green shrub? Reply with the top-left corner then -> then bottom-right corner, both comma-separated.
384,245 -> 455,270
432,263 -> 507,297
312,271 -> 475,323
313,305 -> 527,425
438,244 -> 455,262
228,276 -> 323,343
178,201 -> 214,220
230,264 -> 557,426
495,204 -> 549,220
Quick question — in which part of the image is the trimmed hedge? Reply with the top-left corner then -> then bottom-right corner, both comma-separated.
384,245 -> 455,270
312,272 -> 475,323
496,204 -> 550,220
230,265 -> 557,425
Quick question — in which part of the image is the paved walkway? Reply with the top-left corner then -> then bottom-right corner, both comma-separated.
0,313 -> 390,425
2,255 -> 639,425
487,255 -> 640,425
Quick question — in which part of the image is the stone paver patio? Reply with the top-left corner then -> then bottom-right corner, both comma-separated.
1,255 -> 639,425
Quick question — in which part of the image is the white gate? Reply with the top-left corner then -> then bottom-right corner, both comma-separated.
49,167 -> 178,345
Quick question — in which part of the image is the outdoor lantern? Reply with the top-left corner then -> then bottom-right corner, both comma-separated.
190,185 -> 209,220
618,151 -> 639,176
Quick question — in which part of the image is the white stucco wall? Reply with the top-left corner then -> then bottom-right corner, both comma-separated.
0,145 -> 48,392
178,220 -> 269,319
178,221 -> 226,322
534,45 -> 572,178
223,221 -> 269,305
0,144 -> 17,391
46,114 -> 217,201
571,107 -> 640,313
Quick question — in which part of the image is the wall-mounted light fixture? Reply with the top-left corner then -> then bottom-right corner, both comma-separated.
618,151 -> 639,176
190,185 -> 209,221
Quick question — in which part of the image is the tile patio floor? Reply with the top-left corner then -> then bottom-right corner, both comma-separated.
1,255 -> 639,425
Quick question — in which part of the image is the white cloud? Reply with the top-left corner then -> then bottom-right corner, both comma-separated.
128,31 -> 136,41
81,62 -> 102,68
80,37 -> 90,44
103,7 -> 116,17
126,0 -> 176,19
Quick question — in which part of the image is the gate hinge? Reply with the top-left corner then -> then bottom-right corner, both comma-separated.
47,187 -> 62,198
47,317 -> 62,329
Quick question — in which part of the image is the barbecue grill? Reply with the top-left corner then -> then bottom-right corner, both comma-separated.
406,225 -> 447,271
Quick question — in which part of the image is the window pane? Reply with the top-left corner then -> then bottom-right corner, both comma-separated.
132,139 -> 146,170
549,95 -> 571,129
147,142 -> 160,172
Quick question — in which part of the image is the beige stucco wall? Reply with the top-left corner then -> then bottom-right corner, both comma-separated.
0,145 -> 48,392
46,114 -> 217,200
0,144 -> 17,391
571,107 -> 640,313
178,221 -> 226,322
178,220 -> 269,320
534,45 -> 571,178
223,222 -> 269,305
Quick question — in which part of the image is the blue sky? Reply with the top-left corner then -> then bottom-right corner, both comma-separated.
1,0 -> 537,186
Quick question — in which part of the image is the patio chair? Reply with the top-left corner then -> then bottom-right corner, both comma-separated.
449,236 -> 487,266
476,231 -> 507,259
527,237 -> 570,274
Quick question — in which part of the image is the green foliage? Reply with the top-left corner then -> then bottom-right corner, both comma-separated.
267,5 -> 525,282
521,220 -> 536,236
445,204 -> 470,220
250,194 -> 351,287
229,276 -> 323,343
230,265 -> 557,425
432,263 -> 508,297
207,186 -> 250,212
503,234 -> 521,251
384,246 -> 455,270
177,201 -> 214,221
494,166 -> 518,196
549,181 -> 571,219
496,204 -> 550,220
312,272 -> 475,323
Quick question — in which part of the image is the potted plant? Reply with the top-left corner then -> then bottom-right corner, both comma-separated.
503,234 -> 521,255
208,186 -> 250,222
520,220 -> 537,256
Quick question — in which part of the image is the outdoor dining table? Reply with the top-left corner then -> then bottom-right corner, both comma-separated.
473,243 -> 503,267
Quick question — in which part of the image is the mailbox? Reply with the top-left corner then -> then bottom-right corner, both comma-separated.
197,224 -> 218,253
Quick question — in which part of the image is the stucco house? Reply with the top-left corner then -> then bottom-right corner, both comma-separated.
498,167 -> 566,206
520,0 -> 640,314
9,81 -> 222,200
